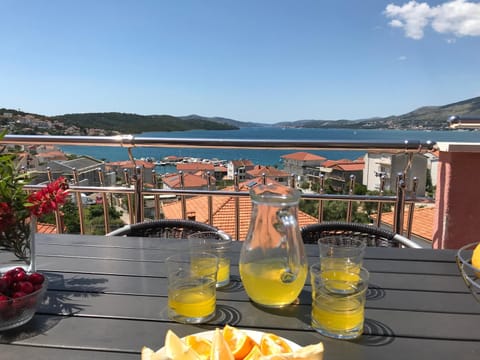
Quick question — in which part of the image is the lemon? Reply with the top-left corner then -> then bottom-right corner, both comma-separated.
211,328 -> 235,360
164,330 -> 201,360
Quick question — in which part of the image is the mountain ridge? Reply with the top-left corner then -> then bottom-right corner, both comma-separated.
2,95 -> 480,132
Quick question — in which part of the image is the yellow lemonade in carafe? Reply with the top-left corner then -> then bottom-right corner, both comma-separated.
240,258 -> 307,307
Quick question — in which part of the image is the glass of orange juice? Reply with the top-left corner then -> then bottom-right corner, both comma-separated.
166,252 -> 218,324
188,231 -> 232,287
310,263 -> 369,339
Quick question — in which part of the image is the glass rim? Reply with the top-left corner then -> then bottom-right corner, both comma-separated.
317,236 -> 367,250
166,251 -> 219,263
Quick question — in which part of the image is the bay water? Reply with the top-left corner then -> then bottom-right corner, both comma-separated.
60,127 -> 478,171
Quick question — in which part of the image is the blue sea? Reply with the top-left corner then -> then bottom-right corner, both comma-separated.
60,127 -> 479,173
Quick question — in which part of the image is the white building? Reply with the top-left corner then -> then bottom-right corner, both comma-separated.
363,151 -> 428,196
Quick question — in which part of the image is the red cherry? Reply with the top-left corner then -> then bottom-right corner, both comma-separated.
33,284 -> 43,292
16,281 -> 34,294
2,273 -> 13,287
13,271 -> 28,282
28,272 -> 45,285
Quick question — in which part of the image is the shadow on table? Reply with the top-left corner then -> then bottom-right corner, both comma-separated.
0,271 -> 108,342
358,319 -> 395,346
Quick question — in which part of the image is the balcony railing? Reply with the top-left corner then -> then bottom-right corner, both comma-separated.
3,134 -> 437,241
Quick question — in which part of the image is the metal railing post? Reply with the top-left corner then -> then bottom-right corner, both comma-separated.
153,170 -> 161,220
234,172 -> 240,241
180,171 -> 187,220
394,173 -> 406,235
375,175 -> 386,227
407,177 -> 418,239
98,168 -> 110,234
346,174 -> 355,222
46,167 -> 64,234
318,174 -> 325,223
207,171 -> 213,225
123,169 -> 135,224
133,166 -> 143,223
72,168 -> 86,234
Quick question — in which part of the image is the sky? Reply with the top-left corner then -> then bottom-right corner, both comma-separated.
1,0 -> 479,124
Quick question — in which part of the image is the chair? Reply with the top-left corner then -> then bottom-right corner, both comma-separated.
106,219 -> 220,238
301,221 -> 422,248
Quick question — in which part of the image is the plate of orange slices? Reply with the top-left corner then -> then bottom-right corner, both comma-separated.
141,325 -> 323,360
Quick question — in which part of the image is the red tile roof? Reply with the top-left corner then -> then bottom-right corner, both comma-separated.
231,159 -> 254,167
106,160 -> 155,169
162,173 -> 209,188
332,163 -> 364,171
177,163 -> 215,172
36,222 -> 58,234
281,152 -> 326,161
375,206 -> 435,241
247,165 -> 289,177
162,179 -> 317,240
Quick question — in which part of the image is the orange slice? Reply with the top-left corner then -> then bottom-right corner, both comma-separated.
184,335 -> 212,360
243,344 -> 263,360
223,324 -> 257,360
260,333 -> 292,355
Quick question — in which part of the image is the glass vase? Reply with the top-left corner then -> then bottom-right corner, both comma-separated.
0,216 -> 36,274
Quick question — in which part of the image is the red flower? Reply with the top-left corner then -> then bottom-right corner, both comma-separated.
27,177 -> 69,217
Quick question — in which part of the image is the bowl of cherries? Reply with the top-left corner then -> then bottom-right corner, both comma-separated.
0,267 -> 47,331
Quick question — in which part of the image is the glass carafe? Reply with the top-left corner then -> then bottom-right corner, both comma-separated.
239,183 -> 307,307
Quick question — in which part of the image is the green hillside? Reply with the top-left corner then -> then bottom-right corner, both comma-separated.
51,112 -> 238,133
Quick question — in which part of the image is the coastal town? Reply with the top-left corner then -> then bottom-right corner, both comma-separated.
2,112 -> 438,246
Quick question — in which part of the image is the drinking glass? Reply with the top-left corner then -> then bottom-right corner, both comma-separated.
166,252 -> 218,324
318,235 -> 366,273
310,264 -> 369,339
188,231 -> 232,287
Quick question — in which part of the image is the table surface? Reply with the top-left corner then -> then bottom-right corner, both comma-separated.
1,234 -> 479,360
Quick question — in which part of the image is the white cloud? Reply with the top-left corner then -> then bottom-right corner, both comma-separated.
398,55 -> 408,60
384,0 -> 480,39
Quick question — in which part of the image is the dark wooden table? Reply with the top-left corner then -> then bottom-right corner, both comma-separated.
1,234 -> 479,360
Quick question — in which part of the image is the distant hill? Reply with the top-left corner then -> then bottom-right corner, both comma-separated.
274,96 -> 480,130
51,113 -> 239,133
180,114 -> 265,128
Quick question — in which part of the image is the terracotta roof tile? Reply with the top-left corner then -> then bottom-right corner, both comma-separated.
106,160 -> 155,169
162,173 -> 209,188
281,152 -> 326,161
333,163 -> 364,171
36,222 -> 58,234
177,163 -> 215,171
162,180 -> 317,240
247,166 -> 289,177
376,206 -> 435,241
